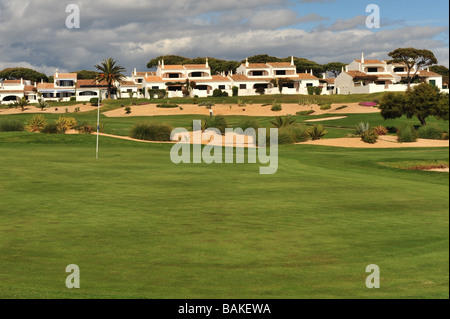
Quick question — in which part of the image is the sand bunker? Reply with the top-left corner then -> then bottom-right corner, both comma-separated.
304,116 -> 348,122
102,103 -> 381,118
299,135 -> 449,148
0,104 -> 97,115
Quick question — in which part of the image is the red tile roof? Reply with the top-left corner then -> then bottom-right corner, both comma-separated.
267,62 -> 294,68
184,64 -> 208,69
2,80 -> 22,84
195,75 -> 230,82
144,76 -> 164,82
76,80 -> 109,88
243,63 -> 269,69
55,73 -> 77,79
355,59 -> 385,64
296,73 -> 319,80
417,70 -> 442,77
37,83 -> 55,90
162,65 -> 185,70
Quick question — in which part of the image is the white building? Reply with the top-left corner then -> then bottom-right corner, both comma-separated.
0,79 -> 38,104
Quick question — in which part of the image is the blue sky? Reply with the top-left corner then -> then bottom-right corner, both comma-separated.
0,0 -> 448,74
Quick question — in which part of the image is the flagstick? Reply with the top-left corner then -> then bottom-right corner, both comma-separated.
96,89 -> 100,159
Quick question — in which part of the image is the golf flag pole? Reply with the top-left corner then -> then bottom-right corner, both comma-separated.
96,89 -> 101,159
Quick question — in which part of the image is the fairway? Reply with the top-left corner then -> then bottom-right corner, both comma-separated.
0,132 -> 448,298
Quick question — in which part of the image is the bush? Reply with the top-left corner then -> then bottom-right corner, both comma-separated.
205,115 -> 228,134
280,125 -> 308,143
307,87 -> 315,95
90,98 -> 99,105
213,89 -> 223,97
56,117 -> 78,133
156,104 -> 179,108
238,119 -> 260,131
417,125 -> 444,140
232,86 -> 238,97
336,105 -> 348,110
148,89 -> 166,99
277,129 -> 296,145
314,87 -> 322,95
361,129 -> 379,144
125,106 -> 131,114
319,104 -> 331,110
296,110 -> 315,116
222,91 -> 229,97
255,87 -> 265,95
0,119 -> 24,132
271,103 -> 282,111
387,126 -> 398,134
77,123 -> 93,134
130,123 -> 173,141
41,122 -> 59,134
373,125 -> 388,136
25,115 -> 46,132
397,125 -> 418,143
70,97 -> 76,101
307,124 -> 327,140
355,122 -> 370,135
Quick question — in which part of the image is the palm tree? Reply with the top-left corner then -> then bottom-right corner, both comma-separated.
94,58 -> 126,100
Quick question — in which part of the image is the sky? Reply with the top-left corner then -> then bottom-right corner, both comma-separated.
0,0 -> 448,76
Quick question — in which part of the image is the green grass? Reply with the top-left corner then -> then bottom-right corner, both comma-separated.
0,132 -> 448,299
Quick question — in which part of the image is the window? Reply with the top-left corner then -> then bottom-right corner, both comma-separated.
191,72 -> 202,78
394,67 -> 405,72
218,85 -> 225,90
275,70 -> 286,76
152,86 -> 159,89
196,85 -> 208,91
79,91 -> 97,96
240,84 -> 247,89
306,83 -> 313,87
127,89 -> 132,93
137,79 -> 143,83
168,73 -> 179,78
367,68 -> 378,73
252,71 -> 263,76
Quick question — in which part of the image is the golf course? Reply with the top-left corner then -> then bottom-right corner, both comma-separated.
0,94 -> 448,299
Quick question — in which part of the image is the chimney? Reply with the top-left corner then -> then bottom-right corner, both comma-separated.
145,72 -> 148,78
55,69 -> 59,78
134,68 -> 137,76
206,58 -> 209,68
427,66 -> 430,72
345,65 -> 349,72
361,52 -> 365,64
162,59 -> 164,69
323,72 -> 327,79
34,82 -> 37,87
291,56 -> 294,66
341,66 -> 344,73
310,69 -> 313,76
21,78 -> 23,85
305,70 -> 307,74
245,58 -> 249,67
41,79 -> 44,83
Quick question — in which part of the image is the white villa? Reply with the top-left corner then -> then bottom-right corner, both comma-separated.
334,53 -> 444,95
0,53 -> 446,104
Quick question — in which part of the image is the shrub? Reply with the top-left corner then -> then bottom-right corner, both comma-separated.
25,115 -> 46,132
255,87 -> 265,95
237,99 -> 246,107
386,126 -> 398,134
222,91 -> 229,97
271,116 -> 296,128
319,104 -> 331,110
372,98 -> 380,105
336,105 -> 348,110
397,125 -> 418,143
77,123 -> 93,134
232,86 -> 238,96
213,89 -> 223,97
130,123 -> 173,141
271,103 -> 282,111
156,104 -> 179,108
238,119 -> 260,131
277,129 -> 296,145
280,125 -> 308,143
355,122 -> 370,135
307,87 -> 315,95
307,124 -> 327,140
373,125 -> 388,136
70,97 -> 76,101
41,122 -> 59,134
125,106 -> 131,114
74,107 -> 80,113
361,129 -> 379,144
296,110 -> 315,116
417,125 -> 444,140
89,98 -> 99,105
205,115 -> 227,134
56,117 -> 77,133
442,132 -> 449,140
0,119 -> 24,132
314,87 -> 322,95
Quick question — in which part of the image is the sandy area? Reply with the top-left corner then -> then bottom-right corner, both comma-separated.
102,102 -> 381,118
0,104 -> 98,115
305,116 -> 348,122
299,135 -> 449,148
424,168 -> 449,172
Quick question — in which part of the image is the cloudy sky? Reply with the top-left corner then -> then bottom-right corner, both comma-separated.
0,0 -> 448,75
